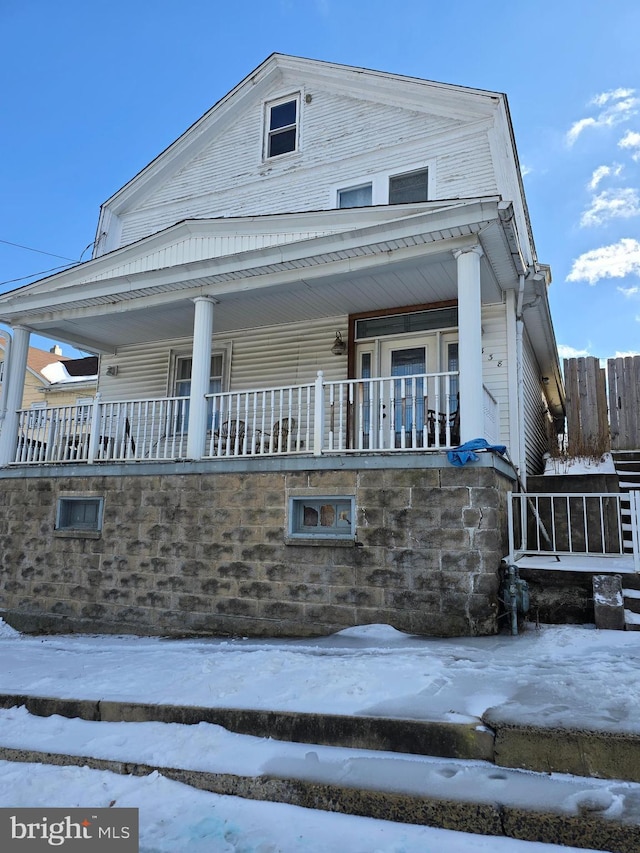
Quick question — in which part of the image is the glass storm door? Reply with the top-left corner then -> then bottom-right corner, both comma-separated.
380,340 -> 429,448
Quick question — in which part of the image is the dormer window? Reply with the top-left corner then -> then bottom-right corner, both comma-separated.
266,95 -> 299,158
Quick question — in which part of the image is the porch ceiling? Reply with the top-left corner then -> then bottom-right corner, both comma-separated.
18,248 -> 502,353
0,199 -> 521,354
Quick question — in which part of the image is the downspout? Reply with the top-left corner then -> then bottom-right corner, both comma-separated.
515,275 -> 526,489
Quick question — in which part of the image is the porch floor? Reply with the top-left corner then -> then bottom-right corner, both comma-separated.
514,554 -> 638,574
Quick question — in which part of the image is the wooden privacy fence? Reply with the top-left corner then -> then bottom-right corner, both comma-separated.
563,355 -> 640,453
608,355 -> 640,451
564,357 -> 609,456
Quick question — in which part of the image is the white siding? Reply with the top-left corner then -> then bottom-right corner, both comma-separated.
117,79 -> 499,248
98,317 -> 349,403
522,330 -> 548,475
480,301 -> 510,448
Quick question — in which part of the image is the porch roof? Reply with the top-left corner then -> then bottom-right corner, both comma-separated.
1,198 -> 523,351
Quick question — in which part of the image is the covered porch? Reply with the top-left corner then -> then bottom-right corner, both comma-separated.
0,200 -> 555,469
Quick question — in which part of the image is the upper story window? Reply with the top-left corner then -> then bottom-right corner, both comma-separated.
334,163 -> 432,209
338,184 -> 373,209
265,95 -> 299,159
389,168 -> 429,204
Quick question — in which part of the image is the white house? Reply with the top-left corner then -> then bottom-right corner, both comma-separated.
0,55 -> 564,639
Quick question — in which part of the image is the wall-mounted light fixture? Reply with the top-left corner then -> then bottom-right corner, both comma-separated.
106,365 -> 119,377
331,331 -> 347,356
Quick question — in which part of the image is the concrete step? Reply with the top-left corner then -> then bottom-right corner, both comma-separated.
612,451 -> 640,463
623,588 -> 640,614
1,692 -> 640,784
1,705 -> 639,853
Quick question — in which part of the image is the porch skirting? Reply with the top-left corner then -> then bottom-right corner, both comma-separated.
0,458 -> 513,638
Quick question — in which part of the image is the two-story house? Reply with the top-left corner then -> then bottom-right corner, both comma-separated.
0,55 -> 564,638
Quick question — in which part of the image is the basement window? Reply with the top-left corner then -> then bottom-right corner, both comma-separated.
288,496 -> 354,542
56,497 -> 104,533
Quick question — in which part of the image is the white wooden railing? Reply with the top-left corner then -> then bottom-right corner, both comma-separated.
11,370 -> 463,465
507,490 -> 640,573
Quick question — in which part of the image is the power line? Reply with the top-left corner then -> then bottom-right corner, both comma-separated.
0,262 -> 79,287
0,238 -> 78,262
0,240 -> 95,288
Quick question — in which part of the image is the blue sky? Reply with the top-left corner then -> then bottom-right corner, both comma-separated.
1,0 -> 639,361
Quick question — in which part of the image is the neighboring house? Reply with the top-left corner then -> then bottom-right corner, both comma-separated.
0,55 -> 565,638
0,337 -> 97,411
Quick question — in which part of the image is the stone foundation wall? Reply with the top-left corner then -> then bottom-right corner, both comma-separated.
0,462 -> 512,638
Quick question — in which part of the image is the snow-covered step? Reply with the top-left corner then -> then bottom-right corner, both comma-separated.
624,609 -> 640,631
0,706 -> 638,853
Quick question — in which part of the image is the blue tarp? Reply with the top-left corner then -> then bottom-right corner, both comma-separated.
447,438 -> 507,466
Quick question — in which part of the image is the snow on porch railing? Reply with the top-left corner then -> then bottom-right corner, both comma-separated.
507,491 -> 640,573
322,371 -> 459,452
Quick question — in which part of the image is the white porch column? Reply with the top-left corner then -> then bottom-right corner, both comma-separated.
0,326 -> 31,466
186,297 -> 215,460
454,245 -> 484,443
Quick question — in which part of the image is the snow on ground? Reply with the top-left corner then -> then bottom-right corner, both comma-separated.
543,453 -> 616,476
0,619 -> 638,852
1,620 -> 638,734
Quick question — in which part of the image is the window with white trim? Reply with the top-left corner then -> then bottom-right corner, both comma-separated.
338,183 -> 373,209
289,496 -> 354,539
265,95 -> 299,158
334,162 -> 433,208
389,167 -> 429,204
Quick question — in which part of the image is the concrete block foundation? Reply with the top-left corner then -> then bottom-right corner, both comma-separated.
0,457 -> 513,638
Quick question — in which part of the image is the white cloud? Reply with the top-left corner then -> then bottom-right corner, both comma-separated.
567,117 -> 597,146
580,188 -> 640,226
617,284 -> 640,297
591,88 -> 635,106
588,165 -> 611,190
557,344 -> 592,360
567,238 -> 640,284
566,88 -> 639,146
588,163 -> 623,189
614,349 -> 640,356
619,130 -> 640,161
520,164 -> 532,177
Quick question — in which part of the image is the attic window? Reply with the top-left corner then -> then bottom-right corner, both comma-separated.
266,95 -> 299,158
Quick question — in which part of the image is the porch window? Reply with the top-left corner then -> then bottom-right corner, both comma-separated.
389,168 -> 429,204
265,95 -> 299,158
173,353 -> 224,432
56,497 -> 104,531
174,354 -> 223,399
289,497 -> 354,539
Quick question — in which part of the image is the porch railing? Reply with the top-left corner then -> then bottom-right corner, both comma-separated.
11,370 -> 463,465
507,490 -> 640,573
